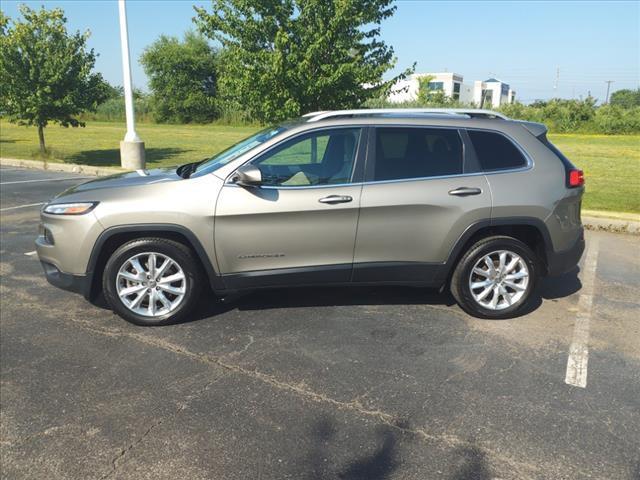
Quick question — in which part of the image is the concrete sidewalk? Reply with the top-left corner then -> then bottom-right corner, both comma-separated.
2,156 -> 639,234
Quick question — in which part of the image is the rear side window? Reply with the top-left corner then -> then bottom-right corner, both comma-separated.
373,128 -> 463,181
468,130 -> 527,171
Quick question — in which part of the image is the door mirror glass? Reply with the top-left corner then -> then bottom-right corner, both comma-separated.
233,164 -> 262,187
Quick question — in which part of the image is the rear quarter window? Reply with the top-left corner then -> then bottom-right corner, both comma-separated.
468,130 -> 527,171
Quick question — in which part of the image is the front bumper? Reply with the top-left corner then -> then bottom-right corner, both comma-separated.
546,229 -> 585,276
40,261 -> 90,298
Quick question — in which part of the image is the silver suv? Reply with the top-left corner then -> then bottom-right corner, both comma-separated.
36,109 -> 585,326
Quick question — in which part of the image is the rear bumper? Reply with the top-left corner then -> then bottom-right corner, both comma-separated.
41,261 -> 90,299
546,229 -> 585,276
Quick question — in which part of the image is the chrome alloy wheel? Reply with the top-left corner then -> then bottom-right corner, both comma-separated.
116,252 -> 186,317
468,250 -> 529,311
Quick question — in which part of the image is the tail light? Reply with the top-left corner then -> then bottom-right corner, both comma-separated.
568,169 -> 584,188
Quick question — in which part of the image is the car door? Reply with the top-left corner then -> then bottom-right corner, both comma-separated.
215,127 -> 366,288
352,126 -> 492,284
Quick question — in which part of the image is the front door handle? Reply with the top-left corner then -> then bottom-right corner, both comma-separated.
448,187 -> 482,197
319,195 -> 353,204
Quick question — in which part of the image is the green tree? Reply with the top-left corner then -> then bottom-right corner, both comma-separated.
610,88 -> 640,109
194,0 -> 412,123
140,31 -> 218,123
0,6 -> 108,155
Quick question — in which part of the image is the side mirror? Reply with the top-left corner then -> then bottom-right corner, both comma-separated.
233,164 -> 262,187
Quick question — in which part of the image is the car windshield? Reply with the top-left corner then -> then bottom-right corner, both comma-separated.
190,126 -> 288,177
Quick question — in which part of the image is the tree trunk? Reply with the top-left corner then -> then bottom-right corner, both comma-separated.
37,125 -> 46,156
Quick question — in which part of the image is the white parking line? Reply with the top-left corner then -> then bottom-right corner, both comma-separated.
0,202 -> 44,212
565,237 -> 600,388
0,177 -> 91,185
24,251 -> 37,256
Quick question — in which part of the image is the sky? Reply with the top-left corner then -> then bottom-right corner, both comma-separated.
2,0 -> 639,103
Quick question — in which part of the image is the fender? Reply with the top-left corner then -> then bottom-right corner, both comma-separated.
439,217 -> 555,283
86,224 -> 225,299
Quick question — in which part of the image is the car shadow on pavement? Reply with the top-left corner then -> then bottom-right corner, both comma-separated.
185,267 -> 583,324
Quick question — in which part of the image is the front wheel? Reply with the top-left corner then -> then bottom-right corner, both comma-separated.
103,238 -> 202,326
450,236 -> 538,319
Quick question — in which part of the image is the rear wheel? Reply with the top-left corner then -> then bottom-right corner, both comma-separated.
103,238 -> 202,326
450,236 -> 538,319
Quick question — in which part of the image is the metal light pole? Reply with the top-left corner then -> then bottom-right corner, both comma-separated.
118,0 -> 145,169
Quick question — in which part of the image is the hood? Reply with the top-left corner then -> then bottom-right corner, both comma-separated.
57,167 -> 181,197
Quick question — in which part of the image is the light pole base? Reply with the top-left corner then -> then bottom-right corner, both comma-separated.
120,140 -> 146,170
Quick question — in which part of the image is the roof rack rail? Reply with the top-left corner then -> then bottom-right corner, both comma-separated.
303,108 -> 509,122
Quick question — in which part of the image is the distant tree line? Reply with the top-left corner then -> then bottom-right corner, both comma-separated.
1,1 -> 638,152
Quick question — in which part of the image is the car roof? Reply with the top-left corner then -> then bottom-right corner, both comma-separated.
288,109 -> 547,137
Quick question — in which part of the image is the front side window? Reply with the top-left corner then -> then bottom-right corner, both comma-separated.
468,130 -> 527,171
253,128 -> 360,187
373,127 -> 464,182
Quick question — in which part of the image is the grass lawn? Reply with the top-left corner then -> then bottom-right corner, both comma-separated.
1,120 -> 638,213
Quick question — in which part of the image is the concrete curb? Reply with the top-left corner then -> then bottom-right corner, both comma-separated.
0,157 -> 126,177
2,157 -> 639,235
582,216 -> 640,235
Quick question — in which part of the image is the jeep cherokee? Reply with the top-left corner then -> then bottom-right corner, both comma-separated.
36,109 -> 585,325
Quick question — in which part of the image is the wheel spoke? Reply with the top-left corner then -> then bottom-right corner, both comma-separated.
473,267 -> 490,278
483,256 -> 496,275
158,272 -> 185,285
498,252 -> 507,272
157,291 -> 172,310
130,258 -> 146,276
489,286 -> 500,308
159,284 -> 185,295
504,280 -> 526,291
476,285 -> 493,301
118,271 -> 144,282
471,279 -> 492,289
155,258 -> 172,278
148,253 -> 157,278
130,290 -> 147,309
505,271 -> 528,281
119,284 -> 146,297
505,256 -> 520,274
147,289 -> 157,315
499,285 -> 512,305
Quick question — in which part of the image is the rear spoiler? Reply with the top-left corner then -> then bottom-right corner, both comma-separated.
513,120 -> 547,138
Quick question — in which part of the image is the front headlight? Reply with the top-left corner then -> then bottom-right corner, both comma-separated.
43,202 -> 98,215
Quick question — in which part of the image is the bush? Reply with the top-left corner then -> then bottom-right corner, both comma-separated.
79,96 -> 154,123
593,105 -> 640,134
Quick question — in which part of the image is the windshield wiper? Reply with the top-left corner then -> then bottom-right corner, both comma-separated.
177,159 -> 205,179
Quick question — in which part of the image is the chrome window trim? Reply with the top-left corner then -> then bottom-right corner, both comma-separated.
222,123 -> 534,190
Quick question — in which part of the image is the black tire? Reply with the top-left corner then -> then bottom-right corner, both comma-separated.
450,235 -> 538,319
103,238 -> 203,326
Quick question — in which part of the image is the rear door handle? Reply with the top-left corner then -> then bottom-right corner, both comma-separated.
319,195 -> 353,204
448,187 -> 482,197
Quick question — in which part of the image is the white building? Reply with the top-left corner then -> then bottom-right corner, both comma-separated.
388,72 -> 515,108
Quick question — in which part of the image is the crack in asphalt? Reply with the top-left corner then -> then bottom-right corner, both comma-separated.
65,317 -> 540,479
99,378 -> 221,479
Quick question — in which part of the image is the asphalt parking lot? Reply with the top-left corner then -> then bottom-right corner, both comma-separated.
1,166 -> 639,480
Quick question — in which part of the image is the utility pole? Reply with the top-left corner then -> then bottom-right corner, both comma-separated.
118,0 -> 145,170
604,80 -> 614,104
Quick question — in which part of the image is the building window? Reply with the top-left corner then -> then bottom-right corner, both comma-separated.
428,81 -> 444,91
453,82 -> 461,100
